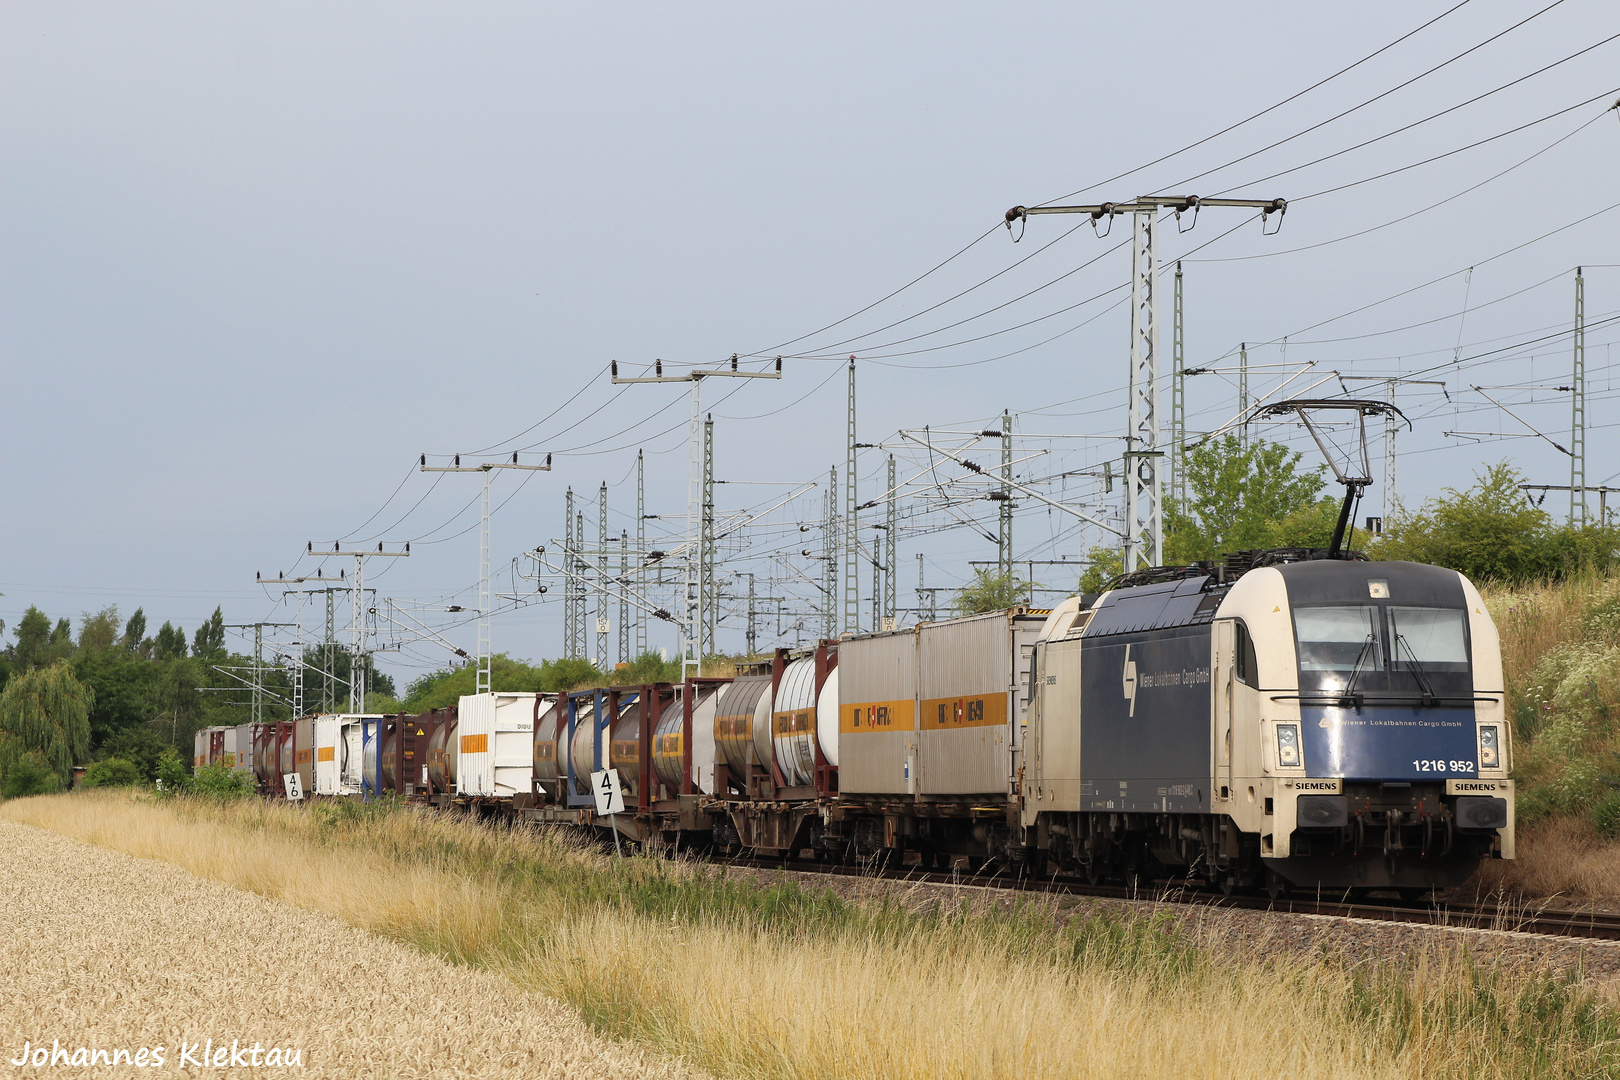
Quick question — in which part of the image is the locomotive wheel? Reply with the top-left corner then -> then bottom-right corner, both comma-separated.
1083,859 -> 1106,886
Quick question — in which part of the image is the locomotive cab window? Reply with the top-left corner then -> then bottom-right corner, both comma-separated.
1292,603 -> 1471,698
1234,621 -> 1257,686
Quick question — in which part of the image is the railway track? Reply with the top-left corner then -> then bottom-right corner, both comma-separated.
722,853 -> 1620,943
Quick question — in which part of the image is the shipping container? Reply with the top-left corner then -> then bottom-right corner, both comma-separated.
533,698 -> 561,799
223,724 -> 255,776
772,657 -> 819,786
426,710 -> 458,793
294,716 -> 315,794
313,715 -> 371,796
651,683 -> 721,794
713,674 -> 771,787
916,608 -> 1044,795
193,729 -> 210,769
457,692 -> 536,798
836,627 -> 919,794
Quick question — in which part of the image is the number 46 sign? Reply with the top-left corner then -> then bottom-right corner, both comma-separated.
590,768 -> 625,816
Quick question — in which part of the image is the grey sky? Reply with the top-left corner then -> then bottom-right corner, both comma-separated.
3,1 -> 1617,684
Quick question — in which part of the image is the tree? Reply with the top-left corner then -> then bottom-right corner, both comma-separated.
122,608 -> 148,654
0,662 -> 93,782
1166,435 -> 1330,561
401,654 -> 605,712
97,725 -> 170,780
607,651 -> 684,686
152,621 -> 188,660
192,607 -> 226,660
10,607 -> 51,671
953,568 -> 1035,615
1369,462 -> 1620,582
78,606 -> 121,653
1077,546 -> 1123,594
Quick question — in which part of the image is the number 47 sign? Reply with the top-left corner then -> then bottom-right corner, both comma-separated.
589,769 -> 626,857
590,768 -> 625,816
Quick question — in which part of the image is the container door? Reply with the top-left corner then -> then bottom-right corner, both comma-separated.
1213,620 -> 1234,803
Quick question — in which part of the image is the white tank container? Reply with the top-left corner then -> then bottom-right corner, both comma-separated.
772,657 -> 819,786
817,666 -> 840,768
651,684 -> 720,794
458,692 -> 537,797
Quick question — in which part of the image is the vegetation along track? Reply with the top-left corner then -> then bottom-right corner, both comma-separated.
716,850 -> 1620,943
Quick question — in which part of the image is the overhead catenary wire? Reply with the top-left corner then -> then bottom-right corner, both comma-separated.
1163,0 -> 1572,193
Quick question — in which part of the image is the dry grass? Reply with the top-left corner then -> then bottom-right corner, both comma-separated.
1474,815 -> 1620,906
0,815 -> 699,1079
7,790 -> 1620,1079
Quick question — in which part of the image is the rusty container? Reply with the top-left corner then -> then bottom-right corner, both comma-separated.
426,709 -> 458,793
714,675 -> 771,777
533,698 -> 561,799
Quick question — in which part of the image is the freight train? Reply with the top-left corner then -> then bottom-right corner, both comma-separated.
193,549 -> 1513,897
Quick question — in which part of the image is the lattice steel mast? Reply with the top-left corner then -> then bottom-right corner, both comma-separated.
420,453 -> 550,695
1006,194 -> 1285,570
1573,266 -> 1587,526
612,356 -> 780,678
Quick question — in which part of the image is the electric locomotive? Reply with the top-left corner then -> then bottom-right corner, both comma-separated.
1026,550 -> 1511,895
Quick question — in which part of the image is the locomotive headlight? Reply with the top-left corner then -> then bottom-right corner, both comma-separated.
1275,722 -> 1302,768
1478,724 -> 1501,769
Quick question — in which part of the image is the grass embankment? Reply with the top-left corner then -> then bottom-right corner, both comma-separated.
6,791 -> 1618,1080
1478,574 -> 1620,902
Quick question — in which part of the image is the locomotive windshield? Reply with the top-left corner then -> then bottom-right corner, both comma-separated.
1292,603 -> 1470,698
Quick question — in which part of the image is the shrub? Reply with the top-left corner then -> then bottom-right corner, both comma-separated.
1593,787 -> 1620,839
189,763 -> 254,801
153,747 -> 189,796
2,751 -> 63,799
82,758 -> 142,788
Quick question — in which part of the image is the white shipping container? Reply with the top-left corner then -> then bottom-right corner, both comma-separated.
311,714 -> 370,796
457,692 -> 537,797
222,725 -> 255,774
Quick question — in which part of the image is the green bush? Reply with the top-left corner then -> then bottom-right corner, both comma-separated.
153,747 -> 189,796
1593,788 -> 1620,839
189,763 -> 254,801
2,751 -> 63,799
81,757 -> 142,788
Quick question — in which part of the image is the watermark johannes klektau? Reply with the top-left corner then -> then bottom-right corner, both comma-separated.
9,1039 -> 304,1068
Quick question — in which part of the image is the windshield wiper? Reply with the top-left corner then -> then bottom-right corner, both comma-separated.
1394,632 -> 1439,706
1339,632 -> 1376,708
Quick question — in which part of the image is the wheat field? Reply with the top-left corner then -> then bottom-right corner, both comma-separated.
0,814 -> 702,1079
6,790 -> 1619,1079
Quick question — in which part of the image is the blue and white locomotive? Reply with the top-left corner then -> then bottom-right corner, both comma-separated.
1025,551 -> 1512,896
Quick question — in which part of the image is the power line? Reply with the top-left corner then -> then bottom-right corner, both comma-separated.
1165,0 -> 1571,192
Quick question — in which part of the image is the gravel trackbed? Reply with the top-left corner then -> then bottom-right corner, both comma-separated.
0,820 -> 703,1079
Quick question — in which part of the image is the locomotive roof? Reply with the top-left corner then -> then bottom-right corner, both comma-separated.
1084,574 -> 1222,637
1081,557 -> 1467,638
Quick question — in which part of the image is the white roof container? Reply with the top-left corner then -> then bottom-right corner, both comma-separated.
457,692 -> 537,797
